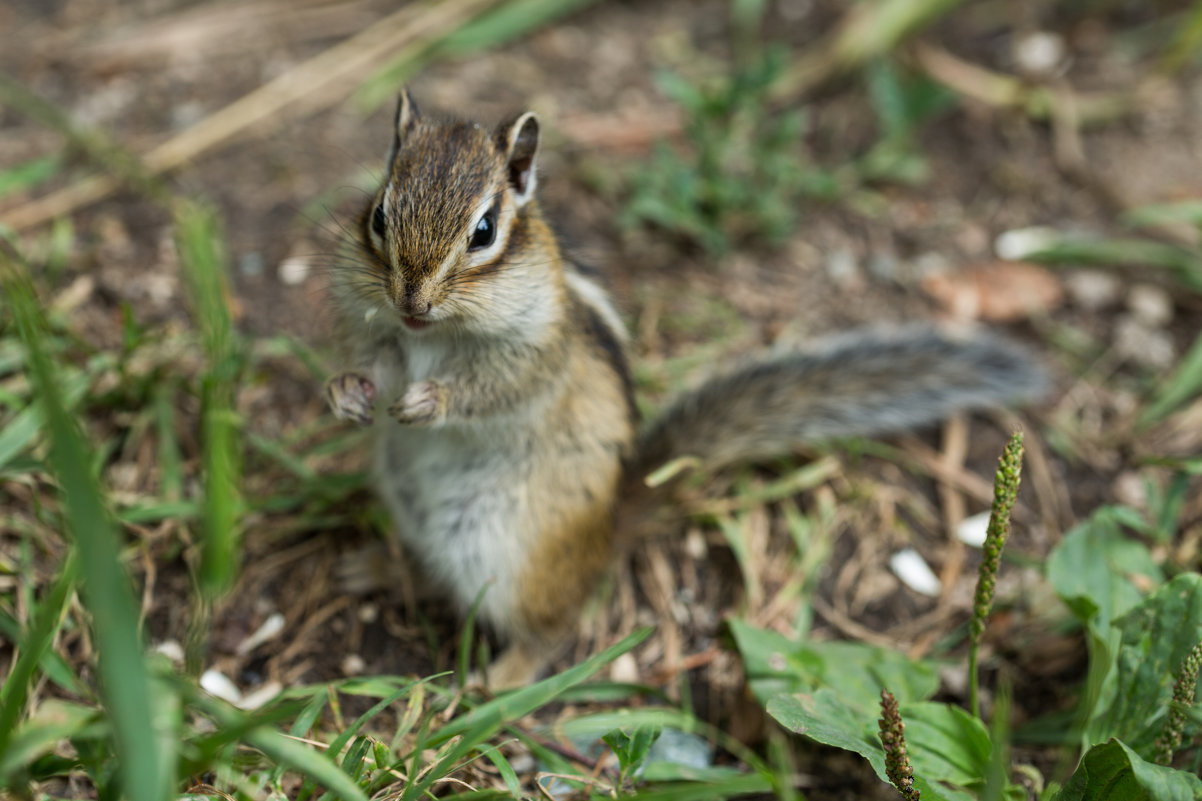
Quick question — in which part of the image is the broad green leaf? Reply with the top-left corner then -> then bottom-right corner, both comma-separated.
729,618 -> 939,710
903,702 -> 993,788
766,690 -> 973,801
603,724 -> 661,778
1088,573 -> 1202,755
1047,508 -> 1161,634
1047,508 -> 1163,750
1055,739 -> 1202,801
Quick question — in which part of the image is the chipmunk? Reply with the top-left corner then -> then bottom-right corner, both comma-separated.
325,90 -> 1048,688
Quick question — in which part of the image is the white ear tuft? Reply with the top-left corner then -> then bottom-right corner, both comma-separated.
500,112 -> 540,205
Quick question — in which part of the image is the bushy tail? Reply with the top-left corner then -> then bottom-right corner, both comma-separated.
634,327 -> 1049,475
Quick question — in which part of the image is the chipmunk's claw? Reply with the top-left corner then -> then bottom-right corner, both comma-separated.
326,371 -> 376,425
390,380 -> 447,427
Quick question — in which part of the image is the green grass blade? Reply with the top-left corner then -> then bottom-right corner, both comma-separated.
187,689 -> 369,801
246,728 -> 371,801
0,701 -> 104,782
1026,236 -> 1202,294
405,627 -> 654,800
325,681 -> 421,763
174,201 -> 242,600
431,627 -> 654,747
0,154 -> 61,201
0,611 -> 89,697
153,383 -> 184,501
480,744 -> 522,798
0,368 -> 91,471
1139,330 -> 1202,426
0,551 -> 78,755
2,258 -> 172,801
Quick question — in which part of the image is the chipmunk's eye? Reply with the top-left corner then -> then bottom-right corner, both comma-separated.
467,208 -> 496,252
371,203 -> 386,240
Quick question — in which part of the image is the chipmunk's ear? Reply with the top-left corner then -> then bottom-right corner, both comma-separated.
386,89 -> 420,166
497,112 -> 539,205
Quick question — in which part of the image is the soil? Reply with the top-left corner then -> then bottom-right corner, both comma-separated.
2,1 -> 1202,798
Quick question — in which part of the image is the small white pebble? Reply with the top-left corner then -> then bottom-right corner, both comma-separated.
1127,284 -> 1173,327
237,681 -> 283,710
610,652 -> 640,684
1114,315 -> 1175,369
278,255 -> 310,286
154,639 -> 185,664
1113,471 -> 1148,511
200,669 -> 242,704
684,528 -> 707,560
341,654 -> 366,676
1013,31 -> 1066,76
825,247 -> 860,285
890,549 -> 942,597
995,227 -> 1061,261
144,273 -> 177,306
235,612 -> 286,655
50,275 -> 96,315
956,512 -> 992,547
509,753 -> 536,774
1064,270 -> 1121,311
912,251 -> 952,279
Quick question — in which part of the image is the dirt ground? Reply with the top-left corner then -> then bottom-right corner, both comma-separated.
3,0 -> 1202,798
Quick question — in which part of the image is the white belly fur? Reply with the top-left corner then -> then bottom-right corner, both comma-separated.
370,387 -> 534,633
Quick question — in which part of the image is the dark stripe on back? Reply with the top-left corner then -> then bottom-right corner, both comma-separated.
575,293 -> 638,427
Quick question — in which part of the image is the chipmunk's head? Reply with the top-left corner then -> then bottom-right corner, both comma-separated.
354,89 -> 555,336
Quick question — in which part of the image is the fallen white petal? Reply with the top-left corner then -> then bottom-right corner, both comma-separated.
237,681 -> 283,710
200,669 -> 242,704
890,549 -> 942,597
236,612 -> 286,655
956,512 -> 992,547
154,639 -> 185,664
278,256 -> 310,286
994,227 -> 1060,261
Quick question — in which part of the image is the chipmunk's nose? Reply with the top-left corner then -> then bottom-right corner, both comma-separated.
399,295 -> 431,317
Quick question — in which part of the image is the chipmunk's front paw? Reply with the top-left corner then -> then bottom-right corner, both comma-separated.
390,380 -> 447,427
325,371 -> 376,425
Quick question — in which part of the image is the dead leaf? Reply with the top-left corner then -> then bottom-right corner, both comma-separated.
921,260 -> 1064,321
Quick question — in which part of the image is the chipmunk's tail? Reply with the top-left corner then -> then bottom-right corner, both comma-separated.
633,326 -> 1049,477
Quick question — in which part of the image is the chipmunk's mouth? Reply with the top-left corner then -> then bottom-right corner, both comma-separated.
401,315 -> 434,331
